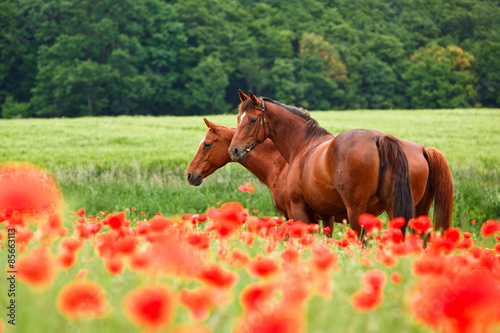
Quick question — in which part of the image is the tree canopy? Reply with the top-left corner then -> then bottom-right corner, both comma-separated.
1,0 -> 499,117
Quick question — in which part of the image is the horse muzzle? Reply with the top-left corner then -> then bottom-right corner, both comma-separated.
229,146 -> 247,161
186,171 -> 203,186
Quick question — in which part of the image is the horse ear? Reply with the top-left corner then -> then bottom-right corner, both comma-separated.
249,91 -> 261,106
238,89 -> 249,102
203,118 -> 217,131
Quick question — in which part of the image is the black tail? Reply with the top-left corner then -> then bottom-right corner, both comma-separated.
377,135 -> 416,233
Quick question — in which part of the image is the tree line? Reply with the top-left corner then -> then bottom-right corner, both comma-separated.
1,0 -> 500,118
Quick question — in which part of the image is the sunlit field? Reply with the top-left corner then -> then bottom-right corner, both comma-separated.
0,109 -> 499,332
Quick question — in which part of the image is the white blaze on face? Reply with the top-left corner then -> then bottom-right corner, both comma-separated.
198,136 -> 206,150
239,112 -> 246,124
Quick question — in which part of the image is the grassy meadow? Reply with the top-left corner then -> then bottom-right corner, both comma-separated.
0,109 -> 498,230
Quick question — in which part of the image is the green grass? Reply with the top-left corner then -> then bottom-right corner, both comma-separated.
0,109 -> 498,229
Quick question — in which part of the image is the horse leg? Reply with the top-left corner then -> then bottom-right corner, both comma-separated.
345,201 -> 371,240
290,200 -> 315,224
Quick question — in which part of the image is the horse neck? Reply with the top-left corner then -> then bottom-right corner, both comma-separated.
265,104 -> 327,163
239,140 -> 285,186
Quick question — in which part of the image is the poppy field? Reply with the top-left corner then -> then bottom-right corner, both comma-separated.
0,109 -> 499,332
0,163 -> 499,333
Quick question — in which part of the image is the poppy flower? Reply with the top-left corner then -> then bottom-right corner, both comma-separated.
411,268 -> 500,332
149,215 -> 172,233
123,285 -> 175,329
208,202 -> 246,239
57,281 -> 108,320
351,270 -> 387,312
388,217 -> 406,229
76,269 -> 87,280
199,264 -> 238,288
280,248 -> 300,265
60,238 -> 82,254
187,233 -> 210,250
104,256 -> 124,275
480,220 -> 500,238
17,247 -> 56,290
311,242 -> 337,272
444,227 -> 461,243
249,256 -> 279,278
240,282 -> 276,313
0,163 -> 61,221
129,251 -> 152,271
102,212 -> 127,230
408,216 -> 433,234
390,272 -> 403,284
238,183 -> 256,194
58,251 -> 77,269
73,208 -> 85,216
179,287 -> 229,321
359,214 -> 383,232
227,249 -> 251,267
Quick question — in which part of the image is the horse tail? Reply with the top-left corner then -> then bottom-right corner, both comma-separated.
377,135 -> 415,231
423,147 -> 453,232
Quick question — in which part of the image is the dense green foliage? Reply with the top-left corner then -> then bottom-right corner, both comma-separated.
1,0 -> 500,117
0,110 -> 498,230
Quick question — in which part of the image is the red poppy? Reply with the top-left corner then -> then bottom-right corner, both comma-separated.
123,285 -> 175,329
149,215 -> 172,233
58,251 -> 77,269
179,287 -> 229,321
17,247 -> 56,290
359,214 -> 383,232
411,267 -> 500,332
73,208 -> 85,217
311,242 -> 337,272
187,233 -> 210,250
57,281 -> 108,320
102,212 -> 127,230
240,282 -> 276,313
227,249 -> 251,268
238,183 -> 256,194
408,216 -> 433,234
280,248 -> 300,265
76,269 -> 87,280
0,163 -> 61,222
444,227 -> 461,243
199,264 -> 238,288
480,220 -> 500,238
351,288 -> 384,312
390,272 -> 403,284
249,256 -> 280,278
114,236 -> 137,255
60,238 -> 82,254
208,202 -> 246,239
129,251 -> 152,271
388,217 -> 406,229
104,255 -> 124,275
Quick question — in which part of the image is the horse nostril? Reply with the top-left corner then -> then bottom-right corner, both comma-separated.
187,172 -> 192,181
232,147 -> 239,156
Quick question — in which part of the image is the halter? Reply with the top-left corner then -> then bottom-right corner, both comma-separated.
245,98 -> 267,153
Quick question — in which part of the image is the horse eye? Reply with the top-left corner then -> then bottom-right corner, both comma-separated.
249,118 -> 257,123
203,142 -> 212,150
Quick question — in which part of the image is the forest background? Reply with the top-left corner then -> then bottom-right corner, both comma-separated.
1,0 -> 500,118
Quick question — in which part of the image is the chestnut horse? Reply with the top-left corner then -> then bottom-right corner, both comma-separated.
229,91 -> 453,236
186,118 -> 292,218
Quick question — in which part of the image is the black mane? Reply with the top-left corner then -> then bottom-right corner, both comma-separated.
240,97 -> 331,141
